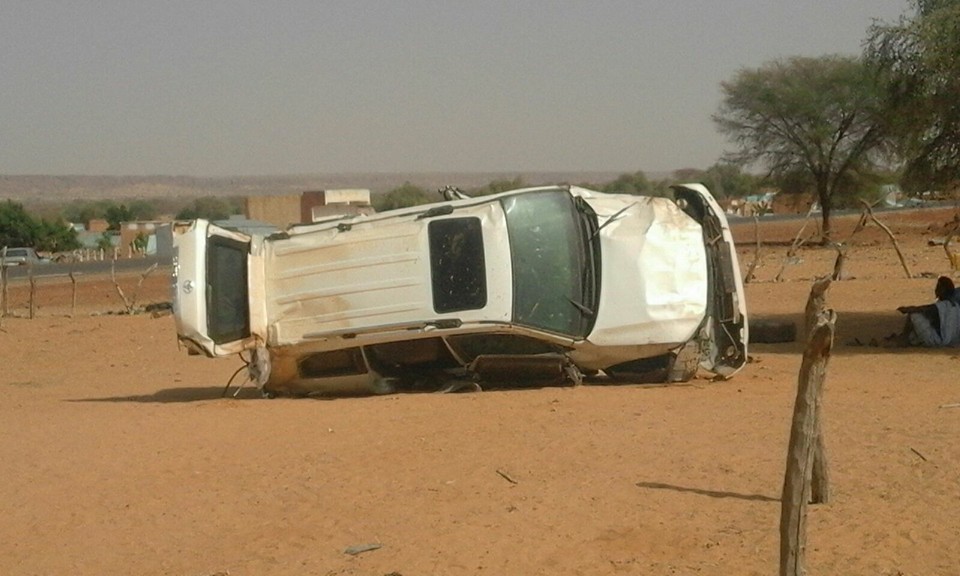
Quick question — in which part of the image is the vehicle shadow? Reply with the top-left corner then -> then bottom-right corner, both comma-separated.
634,481 -> 779,503
69,386 -> 263,403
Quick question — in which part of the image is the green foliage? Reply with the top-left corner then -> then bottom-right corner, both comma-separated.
373,182 -> 434,211
65,198 -> 161,229
681,163 -> 762,200
0,201 -> 40,248
176,196 -> 239,221
63,197 -> 200,225
96,232 -> 115,252
105,204 -> 134,230
132,231 -> 149,252
0,200 -> 79,252
61,199 -> 102,224
471,177 -> 526,196
128,199 -> 158,220
35,218 -> 80,252
865,0 -> 960,191
714,55 -> 888,238
601,171 -> 653,195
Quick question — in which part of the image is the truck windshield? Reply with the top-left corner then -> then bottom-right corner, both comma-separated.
502,190 -> 598,338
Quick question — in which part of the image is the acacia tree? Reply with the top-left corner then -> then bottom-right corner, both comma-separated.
714,55 -> 888,240
865,0 -> 960,191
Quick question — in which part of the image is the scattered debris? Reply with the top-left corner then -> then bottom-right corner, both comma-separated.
910,447 -> 929,462
344,543 -> 382,556
496,469 -> 519,485
938,402 -> 960,409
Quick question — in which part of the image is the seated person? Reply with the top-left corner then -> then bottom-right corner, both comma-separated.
896,276 -> 960,347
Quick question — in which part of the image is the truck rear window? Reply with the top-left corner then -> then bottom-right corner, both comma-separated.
206,236 -> 251,344
429,217 -> 487,313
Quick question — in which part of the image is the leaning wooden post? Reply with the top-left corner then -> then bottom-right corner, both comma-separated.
111,258 -> 133,313
780,308 -> 837,576
0,247 -> 7,326
859,200 -> 913,278
28,263 -> 36,319
744,215 -> 762,284
943,222 -> 960,270
69,268 -> 78,317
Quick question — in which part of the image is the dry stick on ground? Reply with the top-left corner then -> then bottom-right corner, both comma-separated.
803,277 -> 832,504
775,203 -> 819,282
780,307 -> 837,576
112,260 -> 159,313
744,215 -> 762,284
830,211 -> 868,281
859,199 -> 913,278
110,259 -> 131,311
132,263 -> 159,311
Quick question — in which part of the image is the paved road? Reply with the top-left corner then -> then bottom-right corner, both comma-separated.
2,256 -> 171,281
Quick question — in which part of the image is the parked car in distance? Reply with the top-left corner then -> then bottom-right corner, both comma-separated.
172,184 -> 748,397
1,247 -> 49,267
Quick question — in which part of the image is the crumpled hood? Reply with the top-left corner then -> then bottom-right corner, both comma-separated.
583,194 -> 708,347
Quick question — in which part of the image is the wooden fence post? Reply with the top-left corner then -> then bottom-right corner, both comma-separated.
70,268 -> 78,317
780,308 -> 837,576
0,247 -> 7,326
28,263 -> 36,319
744,215 -> 762,283
803,276 -> 832,504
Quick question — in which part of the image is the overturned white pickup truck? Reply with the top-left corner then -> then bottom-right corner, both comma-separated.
173,184 -> 747,396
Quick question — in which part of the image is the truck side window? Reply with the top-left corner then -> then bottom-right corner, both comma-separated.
428,217 -> 487,313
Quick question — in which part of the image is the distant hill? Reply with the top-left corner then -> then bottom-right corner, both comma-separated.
0,172 -> 644,205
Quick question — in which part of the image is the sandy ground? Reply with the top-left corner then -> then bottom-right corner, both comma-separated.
2,208 -> 960,576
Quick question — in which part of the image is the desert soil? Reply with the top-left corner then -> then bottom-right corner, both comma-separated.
2,207 -> 959,576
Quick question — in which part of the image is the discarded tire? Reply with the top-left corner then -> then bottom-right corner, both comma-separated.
749,319 -> 797,343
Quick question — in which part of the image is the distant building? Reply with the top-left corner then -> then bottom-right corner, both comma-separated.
246,189 -> 374,229
302,189 -> 374,222
87,219 -> 109,233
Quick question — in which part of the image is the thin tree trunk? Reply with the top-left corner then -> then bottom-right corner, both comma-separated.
859,200 -> 913,278
819,196 -> 832,244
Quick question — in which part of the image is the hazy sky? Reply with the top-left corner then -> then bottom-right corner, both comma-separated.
1,1 -> 910,176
